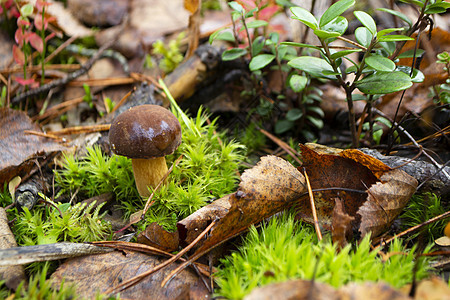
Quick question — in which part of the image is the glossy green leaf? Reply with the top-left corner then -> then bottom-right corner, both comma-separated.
209,30 -> 235,44
288,56 -> 335,79
365,55 -> 396,72
424,2 -> 450,14
330,49 -> 362,59
356,71 -> 412,94
313,29 -> 341,39
354,11 -> 377,35
290,6 -> 318,29
286,108 -> 304,121
229,1 -> 244,13
249,54 -> 276,71
246,20 -> 269,28
277,44 -> 289,61
322,16 -> 348,35
252,36 -> 265,57
396,66 -> 425,83
379,41 -> 396,55
398,0 -> 424,8
320,0 -> 355,27
377,8 -> 412,27
222,48 -> 247,61
20,4 -> 34,17
289,75 -> 308,93
378,34 -> 414,42
306,106 -> 325,118
377,27 -> 405,38
355,27 -> 373,48
275,119 -> 294,134
398,49 -> 425,58
306,115 -> 324,129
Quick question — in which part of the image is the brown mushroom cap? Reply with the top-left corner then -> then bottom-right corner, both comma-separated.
109,104 -> 182,159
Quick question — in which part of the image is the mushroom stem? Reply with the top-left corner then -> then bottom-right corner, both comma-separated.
131,157 -> 168,197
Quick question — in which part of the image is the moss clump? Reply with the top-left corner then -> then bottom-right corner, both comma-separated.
216,212 -> 432,299
13,201 -> 111,246
55,107 -> 245,231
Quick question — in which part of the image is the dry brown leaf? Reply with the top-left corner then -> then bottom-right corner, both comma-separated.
244,279 -> 339,300
358,169 -> 418,237
184,0 -> 200,14
51,251 -> 209,299
298,144 -> 417,238
339,282 -> 410,300
137,222 -> 179,252
180,155 -> 306,256
332,198 -> 355,248
0,108 -> 65,186
245,279 -> 410,300
401,277 -> 450,300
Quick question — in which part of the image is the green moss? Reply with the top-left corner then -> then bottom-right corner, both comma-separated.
216,212 -> 432,299
13,201 -> 111,246
400,192 -> 448,242
55,106 -> 245,231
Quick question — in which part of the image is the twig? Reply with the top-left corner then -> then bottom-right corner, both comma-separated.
303,169 -> 322,241
376,210 -> 450,249
258,128 -> 302,165
11,39 -> 117,105
105,219 -> 217,295
110,90 -> 133,113
373,108 -> 450,180
47,124 -> 111,136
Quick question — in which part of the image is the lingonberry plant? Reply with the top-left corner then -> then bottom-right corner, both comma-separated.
285,0 -> 449,147
13,1 -> 55,90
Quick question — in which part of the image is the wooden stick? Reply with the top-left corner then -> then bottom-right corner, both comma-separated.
303,169 -> 322,241
48,124 -> 111,136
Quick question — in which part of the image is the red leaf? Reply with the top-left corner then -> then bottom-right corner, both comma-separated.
29,33 -> 43,53
17,17 -> 30,28
15,77 -> 39,88
12,45 -> 25,65
14,29 -> 25,46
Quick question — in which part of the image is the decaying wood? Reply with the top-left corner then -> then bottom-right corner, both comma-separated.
0,242 -> 113,266
164,44 -> 222,102
0,208 -> 27,290
359,148 -> 450,197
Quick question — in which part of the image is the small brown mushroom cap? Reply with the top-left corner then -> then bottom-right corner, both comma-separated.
109,105 -> 182,158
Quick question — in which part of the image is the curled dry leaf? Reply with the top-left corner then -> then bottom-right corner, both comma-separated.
51,251 -> 209,299
332,198 -> 355,248
179,144 -> 417,258
137,222 -> 179,252
179,155 -> 306,255
298,144 -> 417,238
0,108 -> 65,186
358,168 -> 418,237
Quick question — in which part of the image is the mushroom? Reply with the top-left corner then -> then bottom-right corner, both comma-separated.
109,104 -> 182,197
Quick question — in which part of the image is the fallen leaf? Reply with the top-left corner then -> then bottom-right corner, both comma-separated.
0,108 -> 65,187
244,279 -> 339,300
137,222 -> 179,252
401,276 -> 450,300
67,0 -> 128,27
332,198 -> 355,248
340,281 -> 410,300
358,168 -> 418,237
179,155 -> 306,256
244,279 -> 410,300
51,250 -> 209,299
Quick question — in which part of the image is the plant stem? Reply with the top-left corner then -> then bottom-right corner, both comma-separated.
40,7 -> 46,85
